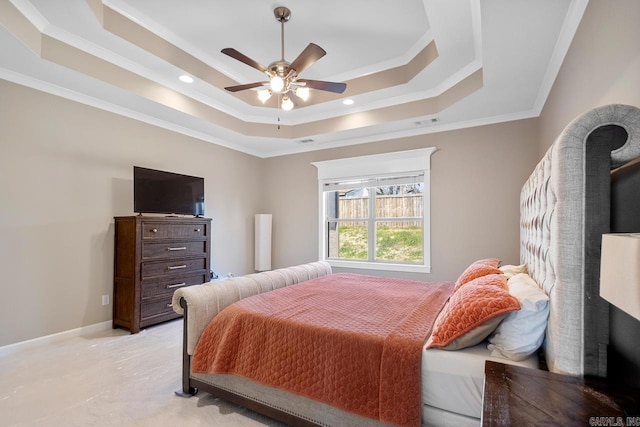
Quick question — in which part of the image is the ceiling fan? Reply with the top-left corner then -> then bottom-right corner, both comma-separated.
222,6 -> 347,111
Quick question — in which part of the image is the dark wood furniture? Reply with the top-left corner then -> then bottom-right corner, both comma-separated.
113,216 -> 211,333
482,360 -> 640,426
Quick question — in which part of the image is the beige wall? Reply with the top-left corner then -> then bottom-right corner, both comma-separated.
23,0 -> 638,344
0,80 -> 263,346
10,0 -> 635,347
2,0 -> 634,353
263,119 -> 539,282
0,77 -> 540,347
538,0 -> 640,156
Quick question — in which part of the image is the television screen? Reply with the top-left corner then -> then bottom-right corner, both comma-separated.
133,166 -> 204,216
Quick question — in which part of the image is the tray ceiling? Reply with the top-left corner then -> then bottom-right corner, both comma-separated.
0,0 -> 587,157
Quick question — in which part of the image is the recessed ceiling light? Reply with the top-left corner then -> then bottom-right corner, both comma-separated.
179,75 -> 194,83
343,99 -> 354,106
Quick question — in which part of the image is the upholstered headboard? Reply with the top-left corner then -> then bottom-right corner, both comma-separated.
520,104 -> 640,377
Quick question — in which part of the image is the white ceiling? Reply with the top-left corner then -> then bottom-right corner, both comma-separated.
0,0 -> 588,158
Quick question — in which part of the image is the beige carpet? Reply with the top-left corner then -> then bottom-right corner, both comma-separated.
0,319 -> 285,426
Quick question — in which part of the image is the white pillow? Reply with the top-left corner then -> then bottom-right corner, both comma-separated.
487,273 -> 549,361
499,264 -> 528,279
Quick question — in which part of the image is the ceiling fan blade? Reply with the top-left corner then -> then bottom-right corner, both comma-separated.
297,79 -> 347,94
221,48 -> 269,74
224,82 -> 268,92
288,43 -> 326,75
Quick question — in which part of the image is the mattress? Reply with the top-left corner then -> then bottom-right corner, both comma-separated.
421,341 -> 539,418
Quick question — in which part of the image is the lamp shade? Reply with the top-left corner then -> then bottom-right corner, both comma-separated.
255,214 -> 272,271
281,96 -> 294,111
600,233 -> 640,321
270,76 -> 284,93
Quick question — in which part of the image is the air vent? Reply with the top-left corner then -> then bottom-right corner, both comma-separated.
414,117 -> 440,126
298,138 -> 315,144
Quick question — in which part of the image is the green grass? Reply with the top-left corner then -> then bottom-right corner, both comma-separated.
336,225 -> 368,259
337,225 -> 423,263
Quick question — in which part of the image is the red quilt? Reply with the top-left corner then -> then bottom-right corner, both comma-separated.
191,273 -> 454,426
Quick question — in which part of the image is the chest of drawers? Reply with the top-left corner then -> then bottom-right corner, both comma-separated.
113,216 -> 212,333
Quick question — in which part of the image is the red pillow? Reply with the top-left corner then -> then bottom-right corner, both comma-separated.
427,277 -> 520,349
456,273 -> 507,292
474,258 -> 501,268
455,259 -> 503,290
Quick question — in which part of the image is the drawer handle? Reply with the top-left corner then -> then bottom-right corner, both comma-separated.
167,247 -> 187,251
194,228 -> 201,232
151,228 -> 158,233
166,282 -> 187,289
167,264 -> 187,270
166,303 -> 173,308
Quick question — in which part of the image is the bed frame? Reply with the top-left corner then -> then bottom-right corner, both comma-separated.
521,104 -> 640,377
173,104 -> 640,425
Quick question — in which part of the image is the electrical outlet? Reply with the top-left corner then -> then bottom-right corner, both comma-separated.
101,294 -> 110,306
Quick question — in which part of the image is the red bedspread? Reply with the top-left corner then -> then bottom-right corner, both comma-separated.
192,273 -> 454,426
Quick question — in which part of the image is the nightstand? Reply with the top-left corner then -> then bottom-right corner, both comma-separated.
482,360 -> 640,426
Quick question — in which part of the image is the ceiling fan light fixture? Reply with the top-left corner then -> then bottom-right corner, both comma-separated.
295,86 -> 310,101
281,96 -> 294,111
270,76 -> 285,93
258,89 -> 272,103
221,6 -> 346,116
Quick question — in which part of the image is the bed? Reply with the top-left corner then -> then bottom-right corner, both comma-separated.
172,104 -> 640,426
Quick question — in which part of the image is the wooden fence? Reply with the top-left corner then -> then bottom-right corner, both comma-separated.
338,194 -> 423,228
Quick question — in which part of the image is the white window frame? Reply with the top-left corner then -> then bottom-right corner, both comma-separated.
312,147 -> 435,274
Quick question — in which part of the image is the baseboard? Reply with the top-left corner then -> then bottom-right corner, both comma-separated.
0,320 -> 112,358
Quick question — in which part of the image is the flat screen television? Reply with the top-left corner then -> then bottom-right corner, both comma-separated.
133,166 -> 204,216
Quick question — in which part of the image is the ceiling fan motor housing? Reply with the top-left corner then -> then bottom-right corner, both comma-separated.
269,60 -> 291,78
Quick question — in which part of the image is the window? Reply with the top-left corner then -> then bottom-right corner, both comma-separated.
312,148 -> 435,273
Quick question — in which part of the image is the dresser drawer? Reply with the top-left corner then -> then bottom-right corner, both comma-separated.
140,296 -> 176,323
142,222 -> 208,240
142,240 -> 207,260
141,257 -> 207,278
141,273 -> 207,299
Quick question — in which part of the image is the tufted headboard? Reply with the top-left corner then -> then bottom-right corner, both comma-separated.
520,104 -> 640,377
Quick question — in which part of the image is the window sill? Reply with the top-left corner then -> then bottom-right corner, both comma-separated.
325,259 -> 431,274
